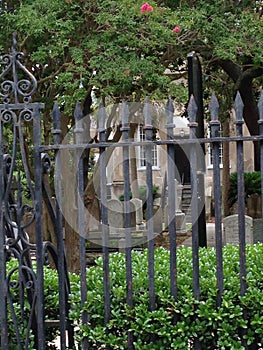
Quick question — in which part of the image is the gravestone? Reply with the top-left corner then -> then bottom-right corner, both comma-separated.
107,199 -> 124,235
253,218 -> 263,243
125,200 -> 136,231
131,198 -> 145,230
164,204 -> 187,235
153,206 -> 163,234
223,214 -> 253,245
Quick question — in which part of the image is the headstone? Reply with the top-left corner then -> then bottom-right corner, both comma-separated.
125,200 -> 136,231
107,199 -> 124,235
164,204 -> 186,235
253,218 -> 263,243
131,198 -> 144,226
153,206 -> 163,234
223,214 -> 253,245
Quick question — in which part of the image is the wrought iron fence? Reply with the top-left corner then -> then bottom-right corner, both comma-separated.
0,34 -> 263,349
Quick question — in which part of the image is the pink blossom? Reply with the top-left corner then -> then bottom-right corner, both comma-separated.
140,2 -> 153,12
173,26 -> 181,33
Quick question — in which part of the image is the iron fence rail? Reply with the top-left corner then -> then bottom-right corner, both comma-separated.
0,34 -> 263,349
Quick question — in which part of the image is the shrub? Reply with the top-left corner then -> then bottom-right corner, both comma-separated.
5,259 -> 61,349
69,244 -> 263,349
228,171 -> 261,207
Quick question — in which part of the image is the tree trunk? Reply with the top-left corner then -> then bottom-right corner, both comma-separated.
238,78 -> 260,170
219,59 -> 262,170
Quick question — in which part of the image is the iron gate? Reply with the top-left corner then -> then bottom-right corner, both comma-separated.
0,34 -> 263,349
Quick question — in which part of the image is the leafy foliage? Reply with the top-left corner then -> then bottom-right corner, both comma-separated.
69,244 -> 263,349
0,0 -> 262,113
5,259 -> 61,349
6,244 -> 263,348
228,171 -> 261,207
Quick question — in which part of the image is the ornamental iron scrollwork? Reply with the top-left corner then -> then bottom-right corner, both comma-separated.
0,35 -> 72,349
0,32 -> 37,104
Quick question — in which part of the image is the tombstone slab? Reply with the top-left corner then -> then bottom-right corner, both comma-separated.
223,214 -> 253,245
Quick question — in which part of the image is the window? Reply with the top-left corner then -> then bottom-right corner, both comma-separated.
138,125 -> 158,168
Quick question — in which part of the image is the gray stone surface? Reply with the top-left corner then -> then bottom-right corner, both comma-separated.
107,199 -> 124,236
223,214 -> 253,245
253,218 -> 263,243
131,198 -> 144,225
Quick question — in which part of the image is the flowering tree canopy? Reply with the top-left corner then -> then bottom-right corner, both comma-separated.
0,0 -> 262,125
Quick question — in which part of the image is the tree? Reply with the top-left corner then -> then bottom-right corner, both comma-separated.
162,0 -> 263,167
0,0 -> 262,270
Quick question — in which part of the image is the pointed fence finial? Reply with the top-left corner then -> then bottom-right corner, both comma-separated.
258,90 -> 263,121
98,100 -> 107,131
52,103 -> 61,143
74,101 -> 83,123
143,97 -> 153,125
74,101 -> 84,141
121,100 -> 129,126
187,94 -> 198,123
209,93 -> 219,121
234,91 -> 244,122
165,98 -> 174,125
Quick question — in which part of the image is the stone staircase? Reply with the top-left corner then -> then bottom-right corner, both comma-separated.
181,184 -> 192,223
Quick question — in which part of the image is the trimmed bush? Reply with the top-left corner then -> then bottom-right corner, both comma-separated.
6,245 -> 263,348
5,259 -> 60,349
228,172 -> 261,207
69,244 -> 263,349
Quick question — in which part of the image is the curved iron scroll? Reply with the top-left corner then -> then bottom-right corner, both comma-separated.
0,32 -> 37,104
0,34 -> 73,349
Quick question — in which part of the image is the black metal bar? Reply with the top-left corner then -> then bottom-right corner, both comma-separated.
234,92 -> 248,348
121,101 -> 134,349
52,103 -> 69,349
39,134 -> 263,153
188,95 -> 200,301
234,92 -> 247,297
209,94 -> 223,305
188,95 -> 201,350
98,102 -> 111,345
0,115 -> 8,349
143,98 -> 155,312
187,52 -> 207,248
74,101 -> 89,350
33,104 -> 45,350
258,91 -> 263,243
165,99 -> 177,302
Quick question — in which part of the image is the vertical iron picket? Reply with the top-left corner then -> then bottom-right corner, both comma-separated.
234,92 -> 247,296
98,102 -> 111,345
33,104 -> 45,350
52,103 -> 67,349
209,94 -> 223,305
121,101 -> 134,348
188,95 -> 200,300
258,91 -> 263,243
188,95 -> 201,349
234,91 -> 248,348
143,98 -> 155,312
74,102 -> 89,349
165,98 -> 178,303
0,110 -> 8,349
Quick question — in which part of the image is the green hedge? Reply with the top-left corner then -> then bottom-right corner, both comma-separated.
69,244 -> 263,349
5,259 -> 60,349
228,172 -> 261,207
6,244 -> 263,349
